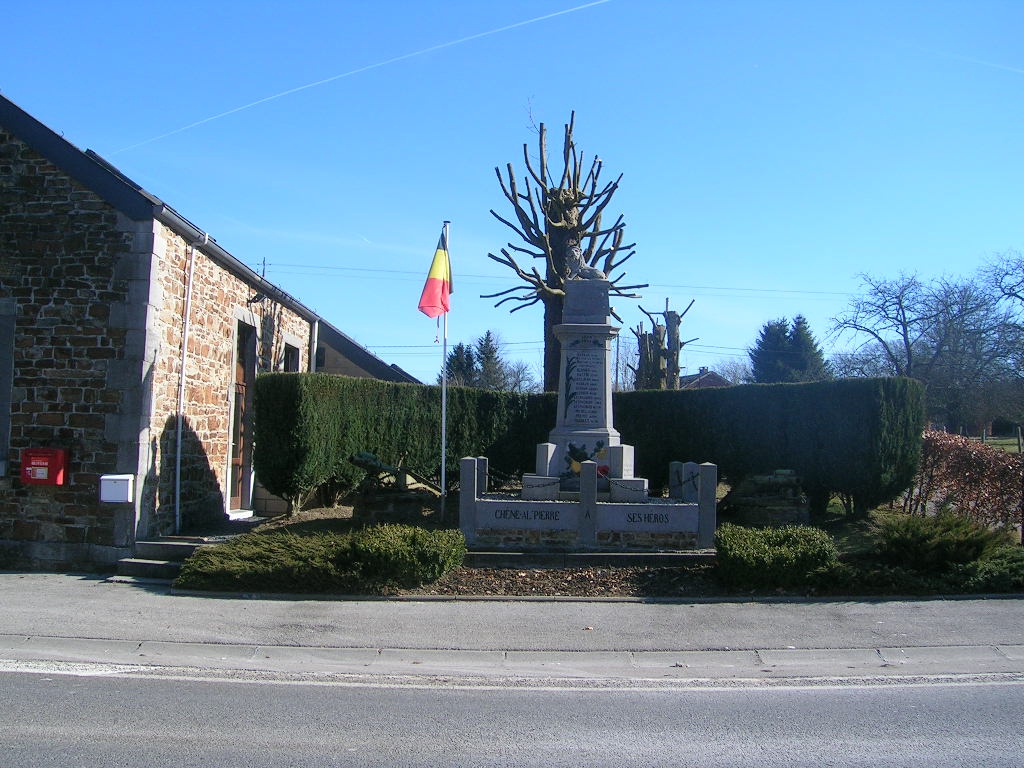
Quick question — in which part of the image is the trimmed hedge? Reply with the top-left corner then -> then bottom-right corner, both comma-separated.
253,374 -> 550,509
255,374 -> 925,514
617,377 -> 926,512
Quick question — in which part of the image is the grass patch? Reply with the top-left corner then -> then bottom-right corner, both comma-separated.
979,436 -> 1021,454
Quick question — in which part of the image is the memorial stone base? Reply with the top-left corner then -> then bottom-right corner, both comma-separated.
460,456 -> 717,552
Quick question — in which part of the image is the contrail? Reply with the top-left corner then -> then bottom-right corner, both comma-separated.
941,52 -> 1024,76
112,0 -> 612,154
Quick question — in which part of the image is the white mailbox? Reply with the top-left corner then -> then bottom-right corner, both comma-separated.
99,474 -> 134,503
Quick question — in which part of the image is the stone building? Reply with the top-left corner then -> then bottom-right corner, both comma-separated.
0,94 -> 416,570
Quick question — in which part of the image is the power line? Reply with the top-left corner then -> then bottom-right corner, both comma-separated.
262,261 -> 854,299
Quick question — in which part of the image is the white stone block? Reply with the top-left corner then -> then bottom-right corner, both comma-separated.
608,444 -> 634,478
609,477 -> 648,502
521,474 -> 560,500
535,443 -> 556,476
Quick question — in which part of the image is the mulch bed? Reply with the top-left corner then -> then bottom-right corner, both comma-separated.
402,563 -> 724,598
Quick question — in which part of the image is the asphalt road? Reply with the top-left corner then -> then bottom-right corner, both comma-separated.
1,572 -> 1023,684
3,671 -> 1022,767
3,572 -> 1023,766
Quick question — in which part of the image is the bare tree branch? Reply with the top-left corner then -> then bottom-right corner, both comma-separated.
483,112 -> 641,390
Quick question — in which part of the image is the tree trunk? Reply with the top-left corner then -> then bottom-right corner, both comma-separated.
543,295 -> 562,392
541,228 -> 572,392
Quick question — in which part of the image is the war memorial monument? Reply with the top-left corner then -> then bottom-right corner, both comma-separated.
459,277 -> 717,551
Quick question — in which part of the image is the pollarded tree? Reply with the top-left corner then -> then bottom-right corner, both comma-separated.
483,112 -> 646,391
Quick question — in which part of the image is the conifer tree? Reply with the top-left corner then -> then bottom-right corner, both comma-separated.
439,331 -> 537,391
787,315 -> 832,382
474,331 -> 509,391
749,319 -> 793,383
442,343 -> 477,387
749,316 -> 832,383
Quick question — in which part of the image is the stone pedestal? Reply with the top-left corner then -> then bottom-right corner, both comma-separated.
525,279 -> 643,498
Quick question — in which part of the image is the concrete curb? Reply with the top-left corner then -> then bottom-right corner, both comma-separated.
2,634 -> 1023,683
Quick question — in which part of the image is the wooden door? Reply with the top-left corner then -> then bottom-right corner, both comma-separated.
230,324 -> 255,510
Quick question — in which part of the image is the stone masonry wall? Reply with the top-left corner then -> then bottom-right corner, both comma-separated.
0,129 -> 138,568
0,129 -> 313,567
144,222 -> 311,536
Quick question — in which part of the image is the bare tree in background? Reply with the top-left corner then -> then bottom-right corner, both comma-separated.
483,112 -> 646,391
986,249 -> 1024,306
832,271 -> 1023,429
714,357 -> 752,385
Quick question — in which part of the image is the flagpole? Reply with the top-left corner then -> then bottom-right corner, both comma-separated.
440,221 -> 450,522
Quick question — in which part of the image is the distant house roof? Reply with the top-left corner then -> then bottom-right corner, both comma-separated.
679,367 -> 732,390
0,93 -> 418,384
316,321 -> 419,383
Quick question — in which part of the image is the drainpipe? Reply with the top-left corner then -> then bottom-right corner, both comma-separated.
309,319 -> 319,372
175,234 -> 207,532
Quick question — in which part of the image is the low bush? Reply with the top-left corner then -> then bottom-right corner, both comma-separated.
174,524 -> 466,594
903,431 -> 1024,529
874,513 -> 1010,573
715,523 -> 840,590
348,525 -> 467,589
953,546 -> 1024,593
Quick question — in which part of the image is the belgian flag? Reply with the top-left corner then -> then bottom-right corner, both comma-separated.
417,225 -> 452,318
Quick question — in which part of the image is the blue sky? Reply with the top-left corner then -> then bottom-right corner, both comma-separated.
3,0 -> 1022,384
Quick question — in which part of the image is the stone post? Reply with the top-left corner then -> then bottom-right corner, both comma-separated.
698,462 -> 717,548
579,460 -> 598,547
475,456 -> 489,494
459,457 -> 478,545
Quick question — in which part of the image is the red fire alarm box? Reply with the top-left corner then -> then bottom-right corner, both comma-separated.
20,448 -> 67,486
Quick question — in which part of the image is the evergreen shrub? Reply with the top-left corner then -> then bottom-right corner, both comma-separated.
348,524 -> 467,588
173,524 -> 466,594
953,546 -> 1024,593
874,513 -> 1011,573
715,523 -> 840,590
174,530 -> 355,593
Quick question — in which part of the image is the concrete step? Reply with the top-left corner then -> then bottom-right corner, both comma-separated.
134,539 -> 205,562
464,550 -> 716,569
116,537 -> 211,581
116,557 -> 183,580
